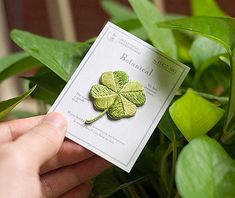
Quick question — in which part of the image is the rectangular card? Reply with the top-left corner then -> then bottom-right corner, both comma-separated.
49,22 -> 190,172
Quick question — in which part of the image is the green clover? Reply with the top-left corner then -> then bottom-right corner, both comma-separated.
85,71 -> 146,124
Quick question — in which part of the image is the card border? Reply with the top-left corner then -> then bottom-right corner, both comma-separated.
51,22 -> 188,168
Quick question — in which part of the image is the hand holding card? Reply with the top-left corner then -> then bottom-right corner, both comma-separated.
49,22 -> 190,172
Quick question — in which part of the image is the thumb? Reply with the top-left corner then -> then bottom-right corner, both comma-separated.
13,112 -> 67,170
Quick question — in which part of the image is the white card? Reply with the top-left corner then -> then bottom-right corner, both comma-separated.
49,22 -> 190,172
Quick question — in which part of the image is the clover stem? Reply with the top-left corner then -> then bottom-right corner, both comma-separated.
85,109 -> 108,124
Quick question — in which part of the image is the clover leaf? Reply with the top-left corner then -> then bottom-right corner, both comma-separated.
85,71 -> 146,124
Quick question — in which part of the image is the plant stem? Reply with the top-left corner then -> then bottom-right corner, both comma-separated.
192,71 -> 202,88
221,130 -> 235,143
167,141 -> 178,198
225,53 -> 235,129
160,144 -> 173,191
85,109 -> 108,124
160,131 -> 165,144
222,51 -> 235,142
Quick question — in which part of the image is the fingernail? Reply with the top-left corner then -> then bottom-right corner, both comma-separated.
44,112 -> 67,131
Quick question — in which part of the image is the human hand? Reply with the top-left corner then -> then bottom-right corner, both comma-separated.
0,112 -> 111,198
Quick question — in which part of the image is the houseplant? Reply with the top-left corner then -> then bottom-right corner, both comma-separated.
0,0 -> 235,197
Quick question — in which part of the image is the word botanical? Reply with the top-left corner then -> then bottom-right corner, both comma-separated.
120,53 -> 153,76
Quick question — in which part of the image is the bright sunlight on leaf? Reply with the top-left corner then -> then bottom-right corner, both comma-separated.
169,89 -> 224,141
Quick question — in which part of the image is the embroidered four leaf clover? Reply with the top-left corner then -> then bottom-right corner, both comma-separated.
85,71 -> 146,124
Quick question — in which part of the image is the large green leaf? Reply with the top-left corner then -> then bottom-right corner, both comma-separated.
191,36 -> 226,80
176,135 -> 235,198
0,85 -> 36,119
10,30 -> 90,81
116,19 -> 148,40
128,0 -> 177,58
0,52 -> 41,82
101,0 -> 136,22
158,16 -> 235,52
190,0 -> 226,80
101,0 -> 149,40
115,18 -> 142,32
169,89 -> 224,141
191,37 -> 226,71
191,0 -> 226,17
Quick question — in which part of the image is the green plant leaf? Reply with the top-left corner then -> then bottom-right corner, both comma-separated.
94,168 -> 145,198
197,91 -> 228,105
128,0 -> 177,58
105,177 -> 145,197
115,18 -> 142,32
115,18 -> 148,40
7,110 -> 37,119
176,135 -> 235,198
191,0 -> 226,17
93,168 -> 121,197
158,16 -> 235,52
135,147 -> 158,175
101,0 -> 136,22
10,30 -> 90,81
86,71 -> 146,124
190,0 -> 226,81
173,30 -> 193,62
169,89 -> 224,141
0,85 -> 36,119
198,61 -> 230,95
158,111 -> 181,141
219,54 -> 230,66
94,167 -> 145,197
25,68 -> 66,105
191,36 -> 226,72
0,52 -> 41,82
101,0 -> 149,40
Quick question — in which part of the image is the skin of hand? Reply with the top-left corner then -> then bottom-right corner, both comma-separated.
0,112 -> 111,198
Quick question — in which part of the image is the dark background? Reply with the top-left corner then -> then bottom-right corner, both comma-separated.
3,0 -> 235,49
